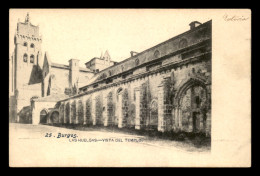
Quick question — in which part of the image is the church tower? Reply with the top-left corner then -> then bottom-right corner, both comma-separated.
14,13 -> 42,89
10,13 -> 43,122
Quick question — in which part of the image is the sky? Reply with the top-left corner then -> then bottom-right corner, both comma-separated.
9,9 -> 211,68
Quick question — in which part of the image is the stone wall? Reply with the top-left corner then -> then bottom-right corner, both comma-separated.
31,20 -> 212,137
51,54 -> 211,136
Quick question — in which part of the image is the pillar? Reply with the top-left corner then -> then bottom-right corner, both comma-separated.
118,92 -> 123,128
206,110 -> 211,137
92,96 -> 96,125
32,103 -> 40,125
135,88 -> 141,130
63,102 -> 68,123
178,107 -> 182,130
174,107 -> 179,130
103,96 -> 108,126
59,102 -> 62,124
82,97 -> 87,125
69,100 -> 73,124
75,100 -> 78,124
199,113 -> 204,132
206,84 -> 211,136
188,110 -> 193,132
157,84 -> 165,132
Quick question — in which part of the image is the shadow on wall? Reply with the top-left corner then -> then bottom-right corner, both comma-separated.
18,106 -> 32,123
29,65 -> 43,85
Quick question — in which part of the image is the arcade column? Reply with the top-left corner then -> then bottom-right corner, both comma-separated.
135,88 -> 141,130
82,97 -> 87,125
118,92 -> 123,128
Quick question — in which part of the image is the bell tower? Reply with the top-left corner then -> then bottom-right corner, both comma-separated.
14,13 -> 42,90
11,13 -> 43,122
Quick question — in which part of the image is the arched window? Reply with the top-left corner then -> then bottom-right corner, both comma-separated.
154,50 -> 160,59
179,39 -> 188,48
30,55 -> 34,63
135,58 -> 139,66
117,88 -> 123,95
30,43 -> 34,48
23,54 -> 28,62
23,42 -> 27,47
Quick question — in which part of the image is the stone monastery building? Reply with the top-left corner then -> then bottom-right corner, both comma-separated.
9,13 -> 212,136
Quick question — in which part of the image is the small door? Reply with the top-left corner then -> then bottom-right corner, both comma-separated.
40,110 -> 48,124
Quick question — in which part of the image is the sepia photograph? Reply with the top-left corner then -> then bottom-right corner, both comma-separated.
9,9 -> 250,167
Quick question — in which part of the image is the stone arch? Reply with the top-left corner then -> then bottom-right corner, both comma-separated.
40,109 -> 48,124
174,77 -> 208,107
49,110 -> 59,124
77,100 -> 84,124
65,102 -> 70,123
174,77 -> 208,132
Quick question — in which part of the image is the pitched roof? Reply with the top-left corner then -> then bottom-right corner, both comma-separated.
44,52 -> 52,67
102,50 -> 111,60
33,93 -> 69,102
51,62 -> 92,72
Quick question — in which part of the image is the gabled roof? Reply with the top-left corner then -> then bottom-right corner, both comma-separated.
102,50 -> 111,60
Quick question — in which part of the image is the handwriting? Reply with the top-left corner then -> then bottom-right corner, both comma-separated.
223,14 -> 249,22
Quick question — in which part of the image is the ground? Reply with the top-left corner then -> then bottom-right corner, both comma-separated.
9,123 -> 211,167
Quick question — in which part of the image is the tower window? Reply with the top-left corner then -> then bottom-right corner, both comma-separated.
30,55 -> 34,63
30,43 -> 34,48
23,54 -> 28,62
23,42 -> 28,47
